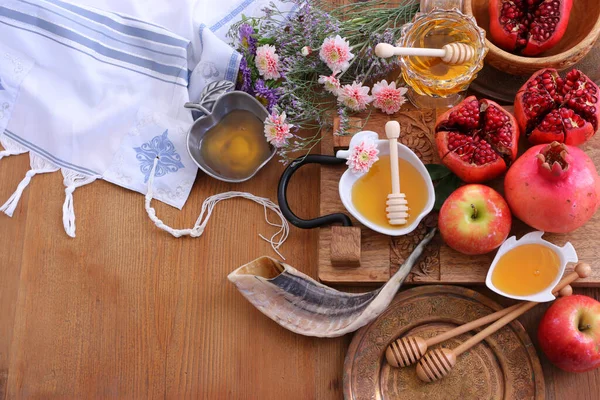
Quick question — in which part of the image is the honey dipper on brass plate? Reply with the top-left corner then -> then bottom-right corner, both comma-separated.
375,42 -> 475,65
415,262 -> 591,383
384,121 -> 409,226
385,283 -> 574,368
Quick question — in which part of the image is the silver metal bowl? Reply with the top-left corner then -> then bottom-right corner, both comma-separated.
186,89 -> 276,183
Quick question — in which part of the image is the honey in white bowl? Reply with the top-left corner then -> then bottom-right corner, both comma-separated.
351,155 -> 429,228
491,244 -> 560,297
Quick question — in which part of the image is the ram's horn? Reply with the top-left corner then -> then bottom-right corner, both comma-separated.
228,228 -> 436,338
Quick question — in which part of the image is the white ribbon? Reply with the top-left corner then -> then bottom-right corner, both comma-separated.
144,157 -> 289,259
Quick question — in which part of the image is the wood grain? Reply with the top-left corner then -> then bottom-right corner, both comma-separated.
0,141 -> 347,398
2,139 -> 598,400
1,1 -> 600,398
319,105 -> 600,286
319,120 -> 391,284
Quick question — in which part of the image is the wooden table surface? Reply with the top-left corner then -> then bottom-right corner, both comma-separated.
1,2 -> 600,398
0,140 -> 599,399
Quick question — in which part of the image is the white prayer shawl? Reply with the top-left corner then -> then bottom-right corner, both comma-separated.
0,0 -> 290,242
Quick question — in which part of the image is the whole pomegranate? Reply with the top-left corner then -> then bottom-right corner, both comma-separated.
489,0 -> 572,56
505,141 -> 600,233
435,96 -> 519,183
515,68 -> 600,145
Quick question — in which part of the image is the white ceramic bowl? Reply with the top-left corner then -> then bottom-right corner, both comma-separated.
335,131 -> 435,237
485,231 -> 578,302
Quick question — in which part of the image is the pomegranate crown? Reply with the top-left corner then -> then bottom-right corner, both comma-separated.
536,141 -> 570,176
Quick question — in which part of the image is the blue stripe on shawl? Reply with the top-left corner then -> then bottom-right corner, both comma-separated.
17,0 -> 187,61
210,0 -> 256,31
225,51 -> 240,82
4,130 -> 101,176
0,18 -> 188,87
42,0 -> 188,48
107,10 -> 168,30
0,7 -> 188,81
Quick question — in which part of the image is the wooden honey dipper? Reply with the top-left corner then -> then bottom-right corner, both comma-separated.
385,121 -> 409,225
415,262 -> 591,383
385,283 -> 574,368
375,42 -> 475,65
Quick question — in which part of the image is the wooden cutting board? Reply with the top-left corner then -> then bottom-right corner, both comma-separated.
318,103 -> 600,285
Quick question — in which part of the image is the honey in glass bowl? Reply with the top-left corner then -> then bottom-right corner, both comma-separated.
399,9 -> 487,108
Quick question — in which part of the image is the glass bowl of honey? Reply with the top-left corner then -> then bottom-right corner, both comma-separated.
399,8 -> 487,109
485,231 -> 579,302
336,131 -> 435,236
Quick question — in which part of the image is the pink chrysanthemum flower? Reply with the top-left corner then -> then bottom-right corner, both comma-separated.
255,44 -> 281,80
372,80 -> 408,115
337,82 -> 372,111
319,35 -> 354,73
318,74 -> 341,95
264,111 -> 293,148
347,139 -> 379,174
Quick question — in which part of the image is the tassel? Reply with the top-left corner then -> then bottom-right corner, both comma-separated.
0,154 -> 58,217
0,136 -> 27,161
62,169 -> 98,237
144,157 -> 289,259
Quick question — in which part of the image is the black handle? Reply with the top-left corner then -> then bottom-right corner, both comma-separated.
278,154 -> 352,229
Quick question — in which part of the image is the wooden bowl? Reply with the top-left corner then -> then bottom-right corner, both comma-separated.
465,0 -> 600,75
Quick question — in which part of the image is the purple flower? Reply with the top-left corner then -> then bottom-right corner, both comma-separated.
239,24 -> 257,55
254,79 -> 280,113
237,57 -> 253,94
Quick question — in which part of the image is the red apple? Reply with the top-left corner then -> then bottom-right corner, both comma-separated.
538,295 -> 600,373
438,184 -> 511,255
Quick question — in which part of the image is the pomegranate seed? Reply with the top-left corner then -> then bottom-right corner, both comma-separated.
497,0 -> 564,50
538,109 -> 563,133
447,99 -> 480,130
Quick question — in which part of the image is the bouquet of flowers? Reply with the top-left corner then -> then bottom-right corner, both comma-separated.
228,0 -> 419,163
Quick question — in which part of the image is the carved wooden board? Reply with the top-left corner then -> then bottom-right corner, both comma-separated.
318,104 -> 600,285
343,286 -> 544,400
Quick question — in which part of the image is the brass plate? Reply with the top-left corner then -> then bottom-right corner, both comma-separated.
343,285 -> 544,400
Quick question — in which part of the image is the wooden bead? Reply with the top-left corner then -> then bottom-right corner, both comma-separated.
385,336 -> 427,368
386,194 -> 409,225
442,43 -> 475,65
575,262 -> 592,278
416,348 -> 456,383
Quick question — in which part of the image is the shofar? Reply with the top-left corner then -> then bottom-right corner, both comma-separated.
228,228 -> 436,337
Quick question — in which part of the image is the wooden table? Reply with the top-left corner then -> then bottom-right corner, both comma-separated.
0,140 -> 599,399
2,2 -> 600,397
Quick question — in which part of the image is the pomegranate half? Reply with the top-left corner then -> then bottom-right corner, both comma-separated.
489,0 -> 572,56
504,142 -> 600,233
515,68 -> 600,146
435,96 -> 519,183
